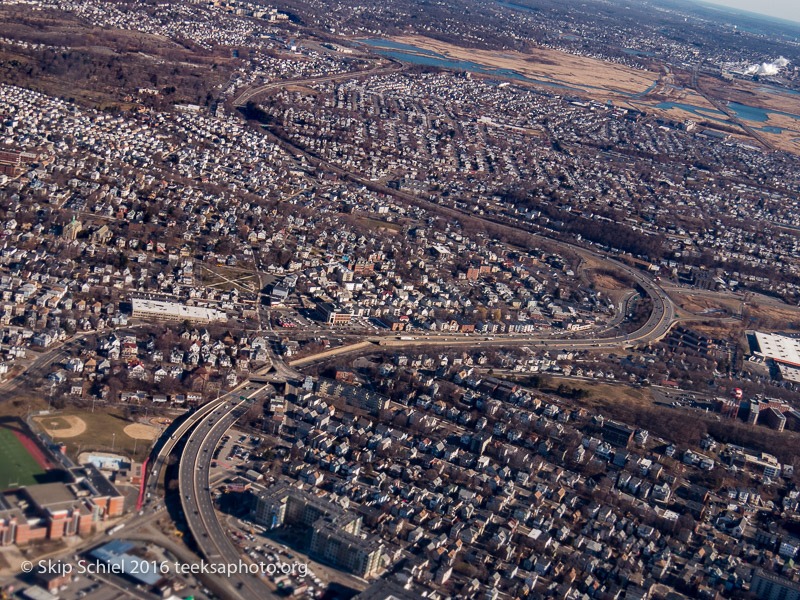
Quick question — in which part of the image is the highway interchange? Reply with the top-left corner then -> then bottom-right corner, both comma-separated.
5,217 -> 682,600
124,247 -> 677,600
0,201 -> 686,600
2,26 -> 798,600
0,226 -> 728,600
287,241 -> 677,370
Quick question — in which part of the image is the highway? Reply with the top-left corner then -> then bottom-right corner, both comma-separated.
20,237 -> 673,600
240,93 -> 679,356
31,246 -> 673,600
178,388 -> 276,600
286,267 -> 676,371
18,114 -> 673,600
263,340 -> 304,380
11,380 -> 275,600
143,398 -> 224,501
232,63 -> 404,107
142,379 -> 266,504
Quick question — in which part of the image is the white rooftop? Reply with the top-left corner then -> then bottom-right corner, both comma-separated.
754,331 -> 800,368
131,298 -> 227,322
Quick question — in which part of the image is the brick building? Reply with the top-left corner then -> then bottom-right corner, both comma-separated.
0,465 -> 123,547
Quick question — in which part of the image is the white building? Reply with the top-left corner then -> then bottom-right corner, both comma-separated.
130,298 -> 227,323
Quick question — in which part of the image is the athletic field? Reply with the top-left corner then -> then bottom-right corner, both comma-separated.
0,428 -> 46,490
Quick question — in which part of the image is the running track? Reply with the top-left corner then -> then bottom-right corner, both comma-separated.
11,429 -> 53,470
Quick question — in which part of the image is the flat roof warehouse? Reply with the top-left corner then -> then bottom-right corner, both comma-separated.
130,298 -> 228,323
753,331 -> 800,383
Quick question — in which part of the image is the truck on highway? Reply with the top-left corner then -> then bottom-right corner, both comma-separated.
397,336 -> 415,340
107,523 -> 125,535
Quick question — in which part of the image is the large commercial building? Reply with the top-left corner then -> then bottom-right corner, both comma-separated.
315,301 -> 353,326
130,297 -> 228,323
252,483 -> 384,577
753,332 -> 800,383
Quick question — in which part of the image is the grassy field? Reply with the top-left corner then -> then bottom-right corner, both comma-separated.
510,374 -> 654,411
549,378 -> 653,408
1,394 -> 50,419
54,410 -> 153,461
0,428 -> 46,490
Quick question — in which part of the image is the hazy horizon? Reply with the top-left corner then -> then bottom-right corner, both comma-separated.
698,0 -> 800,25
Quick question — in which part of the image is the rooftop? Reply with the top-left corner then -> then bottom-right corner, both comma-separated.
754,331 -> 800,368
72,464 -> 121,499
90,540 -> 164,586
130,297 -> 227,322
24,482 -> 80,510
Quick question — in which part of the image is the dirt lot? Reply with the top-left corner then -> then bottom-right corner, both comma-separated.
284,84 -> 320,94
123,423 -> 160,440
588,271 -> 632,292
671,292 -> 739,316
744,301 -> 800,329
357,217 -> 403,233
688,322 -> 747,340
